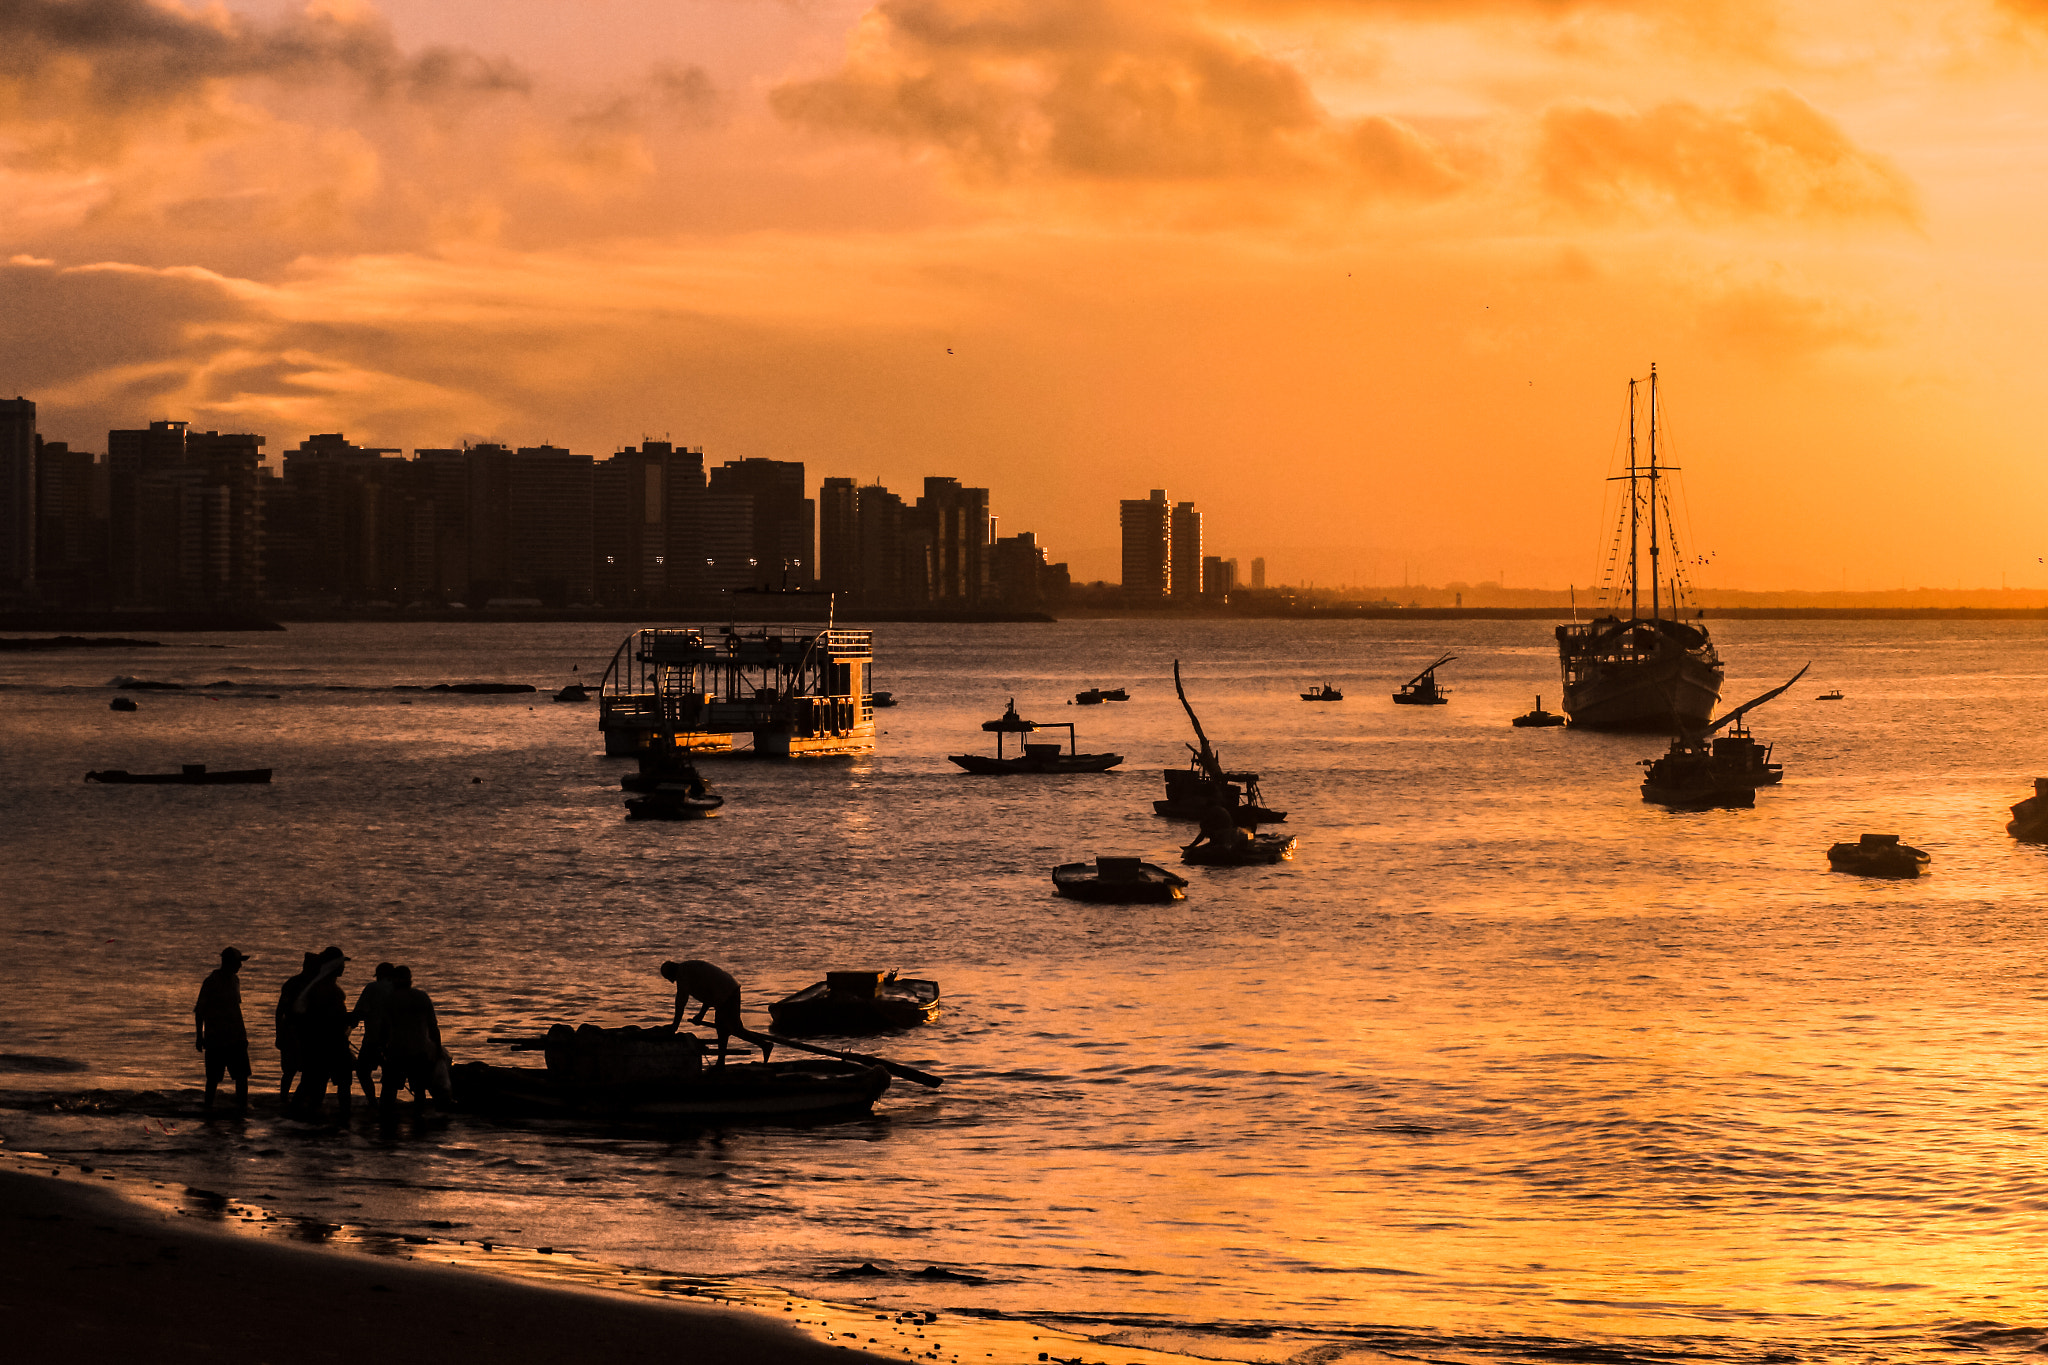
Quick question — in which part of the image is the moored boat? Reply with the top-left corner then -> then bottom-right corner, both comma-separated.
949,700 -> 1123,773
85,764 -> 270,784
1053,857 -> 1188,902
2009,779 -> 2048,841
1511,695 -> 1566,727
1156,660 -> 1286,825
1181,833 -> 1297,866
1827,834 -> 1930,879
870,690 -> 898,707
1638,665 -> 1805,808
1300,683 -> 1344,702
1074,687 -> 1130,704
1816,690 -> 1844,701
1393,655 -> 1454,705
1557,366 -> 1725,731
769,971 -> 940,1035
621,738 -> 725,818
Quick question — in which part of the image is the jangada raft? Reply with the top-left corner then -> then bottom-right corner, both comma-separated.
769,971 -> 941,1036
1638,664 -> 1806,809
1156,660 -> 1286,825
1052,857 -> 1188,903
949,700 -> 1123,774
454,1025 -> 900,1124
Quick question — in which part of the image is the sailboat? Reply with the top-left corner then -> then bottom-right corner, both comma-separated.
1555,365 -> 1724,731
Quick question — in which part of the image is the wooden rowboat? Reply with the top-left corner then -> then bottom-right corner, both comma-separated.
1181,833 -> 1297,866
1052,857 -> 1188,903
85,764 -> 271,784
769,972 -> 940,1035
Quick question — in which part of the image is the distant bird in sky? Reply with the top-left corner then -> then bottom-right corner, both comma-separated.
947,347 -> 953,354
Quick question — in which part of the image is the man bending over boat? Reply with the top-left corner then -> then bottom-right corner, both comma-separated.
1185,801 -> 1250,854
661,959 -> 769,1065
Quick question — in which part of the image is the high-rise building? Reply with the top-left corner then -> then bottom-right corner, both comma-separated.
595,442 -> 702,606
1170,501 -> 1203,600
1202,555 -> 1235,599
818,476 -> 860,601
993,531 -> 1069,610
912,477 -> 990,605
0,398 -> 37,594
466,443 -> 595,604
35,441 -> 106,602
855,482 -> 911,609
1119,489 -> 1171,603
707,458 -> 812,589
1251,556 -> 1266,590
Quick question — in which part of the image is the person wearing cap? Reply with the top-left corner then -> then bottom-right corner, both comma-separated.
274,950 -> 318,1099
195,947 -> 252,1112
289,946 -> 354,1121
660,959 -> 763,1066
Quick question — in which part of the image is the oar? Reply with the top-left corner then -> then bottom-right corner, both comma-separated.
741,1028 -> 943,1090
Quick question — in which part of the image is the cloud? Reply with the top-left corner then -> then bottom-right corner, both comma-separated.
773,0 -> 1461,195
0,0 -> 526,166
1534,89 -> 1919,224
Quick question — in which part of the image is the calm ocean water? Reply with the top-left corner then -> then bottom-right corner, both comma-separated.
6,617 -> 2048,1363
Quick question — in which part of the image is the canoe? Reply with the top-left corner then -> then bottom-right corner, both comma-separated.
769,972 -> 941,1035
1827,833 -> 1929,879
451,1057 -> 891,1124
950,749 -> 1123,774
1182,833 -> 1297,866
85,764 -> 271,784
1052,857 -> 1188,903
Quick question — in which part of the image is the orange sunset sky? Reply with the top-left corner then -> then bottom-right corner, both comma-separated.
3,0 -> 2046,588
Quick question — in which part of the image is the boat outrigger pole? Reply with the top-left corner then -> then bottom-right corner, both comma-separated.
1172,660 -> 1226,788
1684,663 -> 1810,741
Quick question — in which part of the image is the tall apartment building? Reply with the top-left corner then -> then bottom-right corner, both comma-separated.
105,420 -> 266,605
466,443 -> 595,604
35,441 -> 106,602
817,477 -> 860,601
914,477 -> 990,605
0,398 -> 37,594
707,458 -> 812,590
1202,555 -> 1235,599
1170,501 -> 1202,600
274,433 -> 433,601
1251,556 -> 1266,590
594,441 -> 705,606
1119,489 -> 1171,603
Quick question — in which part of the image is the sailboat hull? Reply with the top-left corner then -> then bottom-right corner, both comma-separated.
1560,649 -> 1723,731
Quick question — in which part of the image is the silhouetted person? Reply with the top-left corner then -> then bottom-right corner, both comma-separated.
289,946 -> 353,1120
1187,802 -> 1248,854
350,962 -> 399,1102
195,947 -> 251,1112
379,965 -> 445,1114
274,950 -> 318,1098
661,959 -> 761,1065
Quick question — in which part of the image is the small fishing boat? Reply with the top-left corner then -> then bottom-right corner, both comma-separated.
769,971 -> 941,1035
1816,690 -> 1844,701
1511,695 -> 1566,727
454,1025 -> 892,1125
1638,664 -> 1805,808
1157,661 -> 1286,825
1827,833 -> 1930,879
949,700 -> 1123,773
2009,778 -> 2048,841
1300,684 -> 1344,702
1074,687 -> 1130,705
621,741 -> 724,818
1181,833 -> 1297,866
1052,857 -> 1188,903
1393,655 -> 1454,705
85,764 -> 271,784
870,690 -> 898,708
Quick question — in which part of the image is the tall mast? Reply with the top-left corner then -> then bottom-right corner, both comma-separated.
1627,377 -> 1640,619
1648,363 -> 1661,622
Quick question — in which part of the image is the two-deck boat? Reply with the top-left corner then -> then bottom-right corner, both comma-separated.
1557,366 -> 1725,730
597,591 -> 875,758
949,700 -> 1123,773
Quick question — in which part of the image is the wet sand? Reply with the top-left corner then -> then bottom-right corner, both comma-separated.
0,1165 -> 880,1364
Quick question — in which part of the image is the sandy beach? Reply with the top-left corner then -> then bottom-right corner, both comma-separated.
0,1163 -> 882,1364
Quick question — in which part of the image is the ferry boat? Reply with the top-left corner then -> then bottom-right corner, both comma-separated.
597,592 -> 876,757
1556,365 -> 1725,731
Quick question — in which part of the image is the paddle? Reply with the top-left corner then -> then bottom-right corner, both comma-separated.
487,1028 -> 943,1089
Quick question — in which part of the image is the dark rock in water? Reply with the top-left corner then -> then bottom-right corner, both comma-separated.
553,683 -> 589,702
0,635 -> 163,651
0,1053 -> 89,1074
109,697 -> 137,712
204,680 -> 237,688
117,679 -> 185,691
430,682 -> 537,694
916,1265 -> 986,1283
831,1262 -> 893,1279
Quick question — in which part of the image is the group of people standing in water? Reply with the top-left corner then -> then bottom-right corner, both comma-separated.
192,944 -> 445,1118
